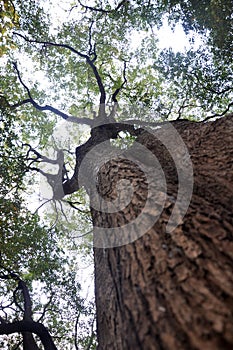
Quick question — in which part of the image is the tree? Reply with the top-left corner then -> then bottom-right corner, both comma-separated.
0,0 -> 233,349
93,115 -> 233,349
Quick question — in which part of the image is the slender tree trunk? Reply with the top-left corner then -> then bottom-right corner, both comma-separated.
92,115 -> 233,350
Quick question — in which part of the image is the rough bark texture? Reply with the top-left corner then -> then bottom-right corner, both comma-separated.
92,115 -> 233,350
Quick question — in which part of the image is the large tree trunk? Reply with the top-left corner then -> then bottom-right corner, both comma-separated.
92,115 -> 233,350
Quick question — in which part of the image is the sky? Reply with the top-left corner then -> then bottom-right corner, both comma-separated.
158,20 -> 192,52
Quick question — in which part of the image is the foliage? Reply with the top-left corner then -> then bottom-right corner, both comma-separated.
166,0 -> 233,55
0,112 -> 94,348
155,46 -> 233,119
0,0 -> 19,56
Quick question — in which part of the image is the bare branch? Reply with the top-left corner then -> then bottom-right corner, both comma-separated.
23,144 -> 70,177
0,267 -> 19,281
18,280 -> 33,321
175,98 -> 201,120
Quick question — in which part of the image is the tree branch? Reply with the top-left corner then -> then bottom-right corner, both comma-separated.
0,268 -> 41,349
0,321 -> 57,350
13,32 -> 106,111
63,200 -> 90,213
75,0 -> 128,14
109,61 -> 127,119
30,149 -> 66,200
62,122 -> 142,195
37,293 -> 54,322
11,63 -> 93,126
85,315 -> 96,350
13,286 -> 25,314
112,61 -> 127,103
202,102 -> 233,122
193,72 -> 233,95
88,20 -> 96,61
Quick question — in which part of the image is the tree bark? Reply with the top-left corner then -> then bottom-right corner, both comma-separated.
92,115 -> 233,350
